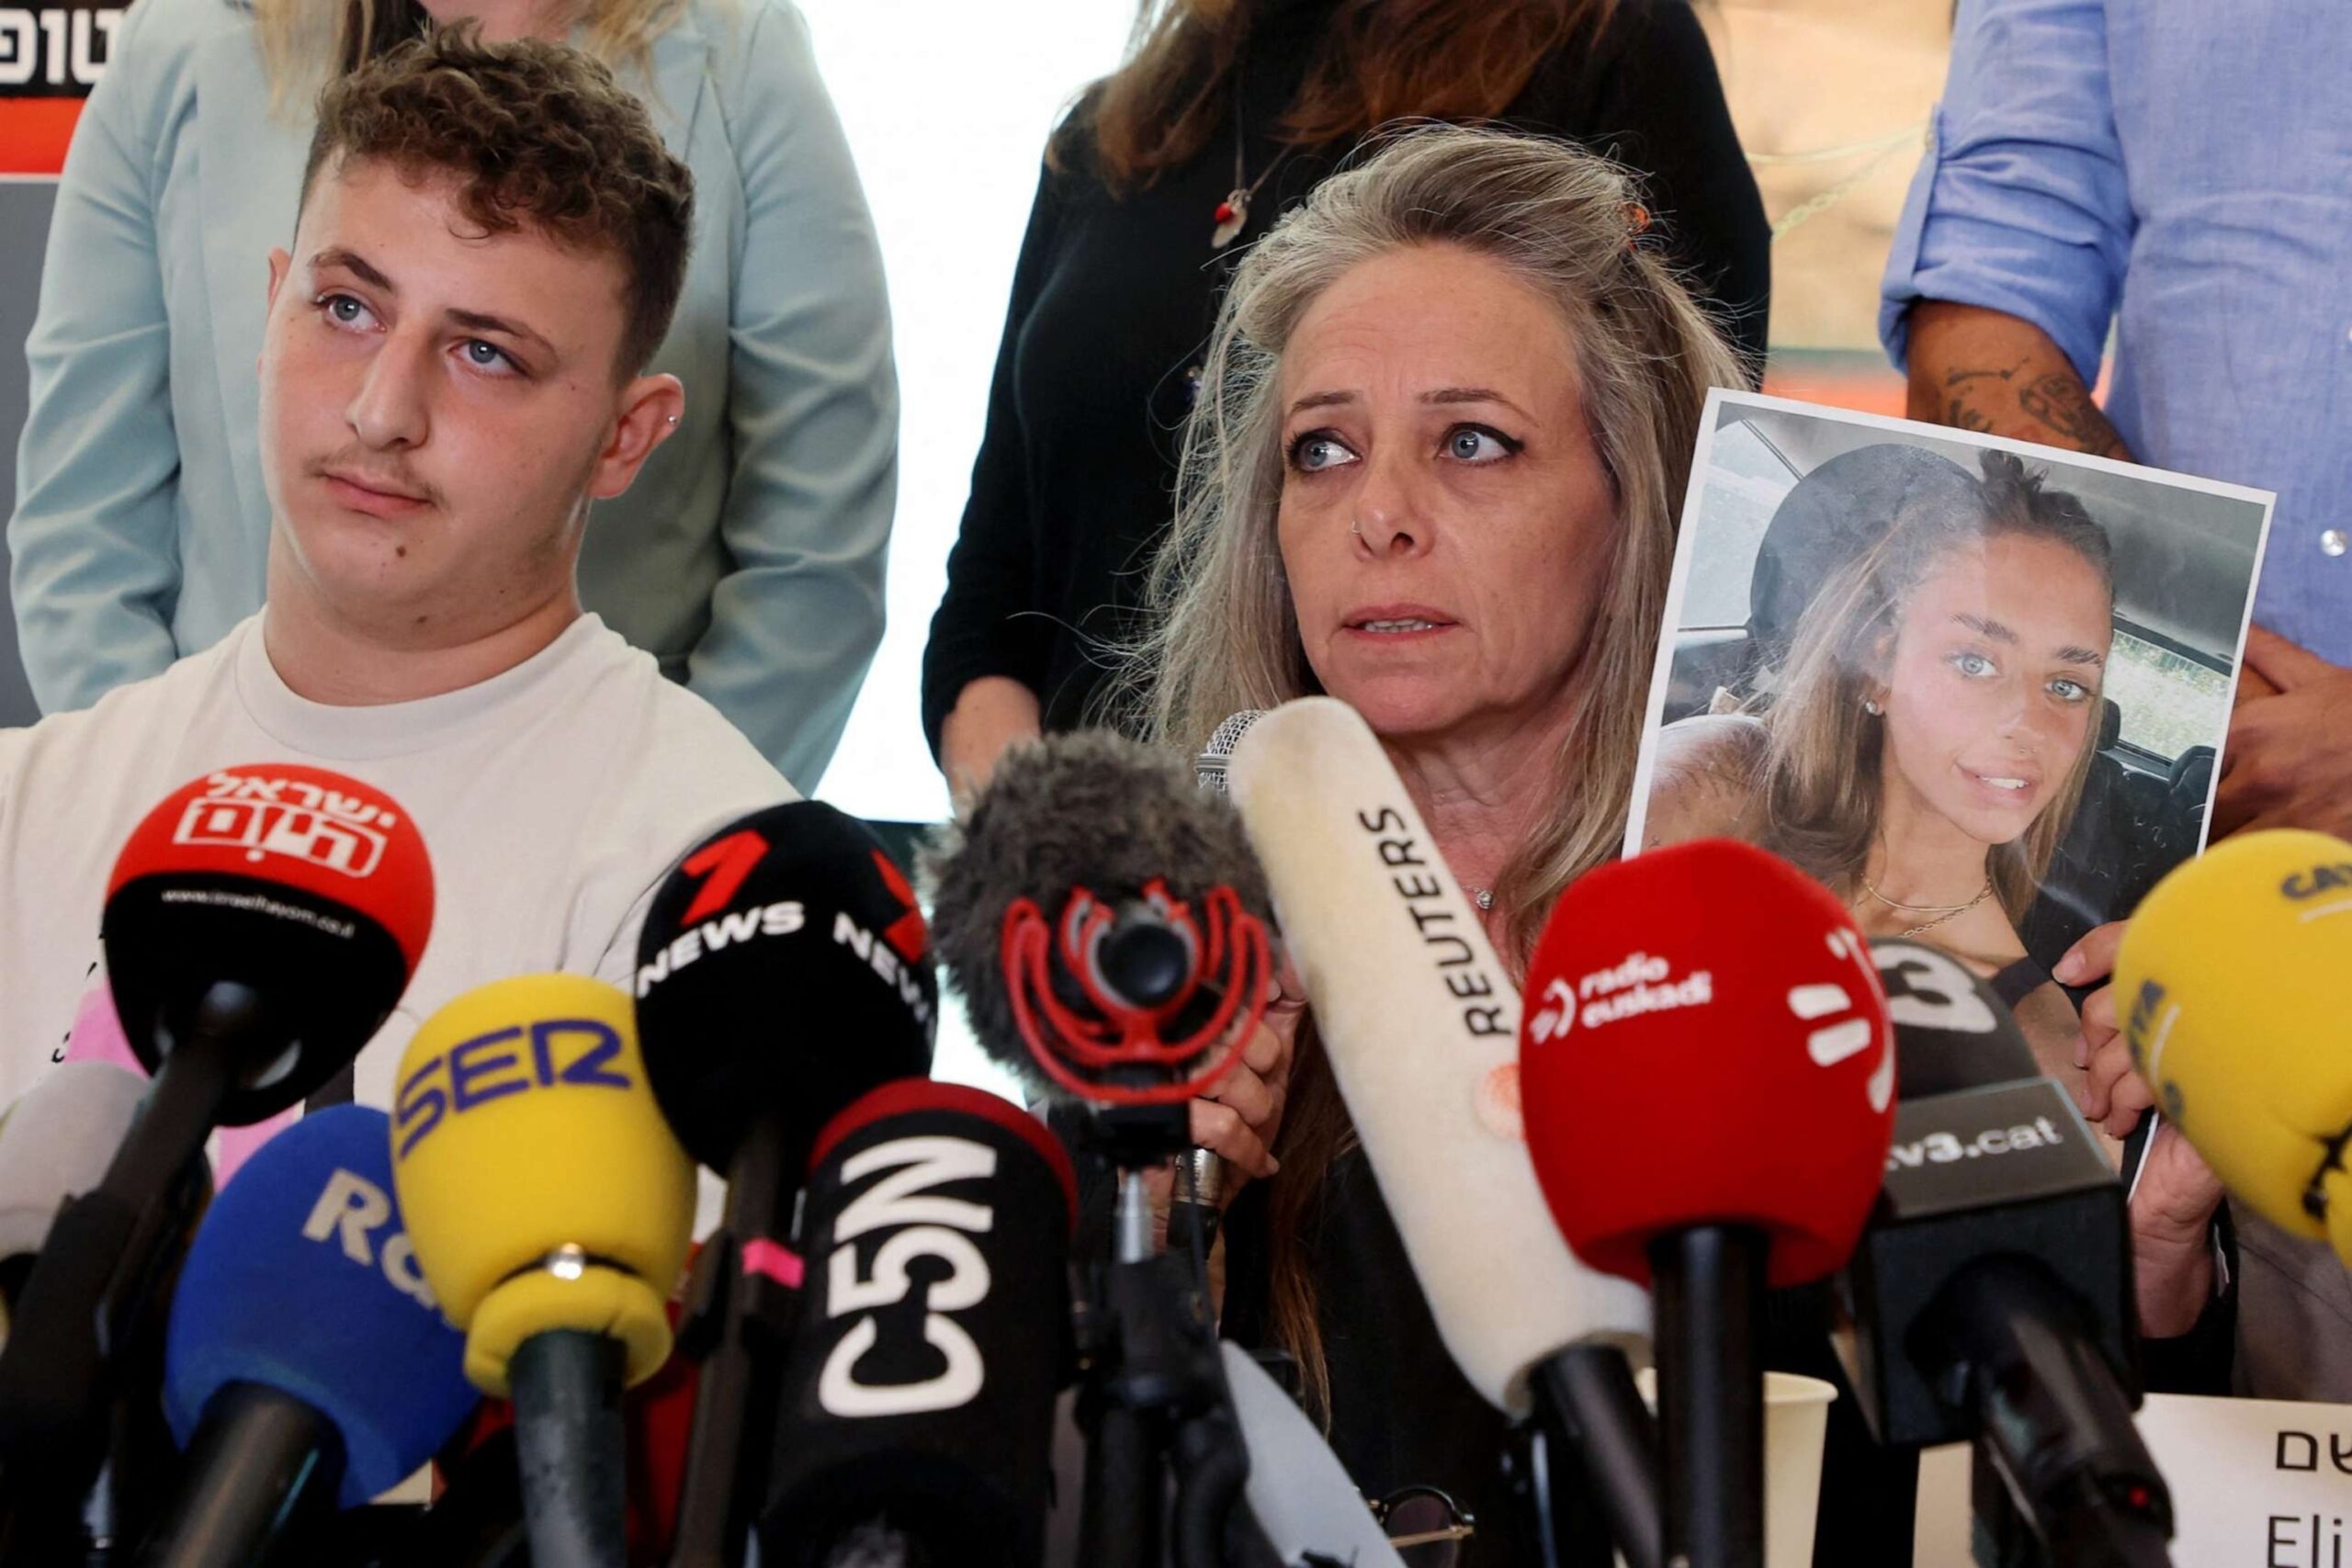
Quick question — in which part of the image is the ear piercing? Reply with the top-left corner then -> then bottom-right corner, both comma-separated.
1863,697 -> 1883,716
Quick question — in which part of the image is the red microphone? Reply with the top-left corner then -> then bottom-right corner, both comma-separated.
0,763 -> 434,1509
1520,839 -> 1893,1568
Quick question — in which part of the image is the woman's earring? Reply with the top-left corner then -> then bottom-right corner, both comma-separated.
1863,697 -> 1883,716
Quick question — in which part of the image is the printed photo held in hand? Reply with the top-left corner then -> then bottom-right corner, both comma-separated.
1626,390 -> 2272,1091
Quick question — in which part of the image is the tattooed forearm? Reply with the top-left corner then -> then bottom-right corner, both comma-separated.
1935,362 -> 2130,459
2016,372 -> 2131,458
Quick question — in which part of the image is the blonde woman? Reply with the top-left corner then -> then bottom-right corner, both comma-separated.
1642,450 -> 2115,1078
12,0 -> 892,793
1117,122 -> 1745,1565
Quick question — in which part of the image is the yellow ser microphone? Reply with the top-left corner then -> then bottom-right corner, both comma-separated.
2116,829 -> 2352,1260
390,974 -> 695,1568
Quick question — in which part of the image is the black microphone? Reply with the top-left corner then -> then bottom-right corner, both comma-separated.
756,1078 -> 1077,1568
1841,938 -> 2174,1568
0,765 -> 432,1528
632,801 -> 938,1568
926,729 -> 1274,1568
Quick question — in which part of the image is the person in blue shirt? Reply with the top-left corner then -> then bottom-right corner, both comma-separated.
1881,0 -> 2352,1401
10,0 -> 894,795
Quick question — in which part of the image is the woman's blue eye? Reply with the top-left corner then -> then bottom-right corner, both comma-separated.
1289,433 -> 1358,472
2049,677 -> 2092,703
1951,651 -> 1997,679
1445,426 -> 1514,463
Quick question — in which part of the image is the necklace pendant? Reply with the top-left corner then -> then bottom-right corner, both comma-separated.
1211,189 -> 1249,249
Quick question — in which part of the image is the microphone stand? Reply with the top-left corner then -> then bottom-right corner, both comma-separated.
1073,1101 -> 1249,1568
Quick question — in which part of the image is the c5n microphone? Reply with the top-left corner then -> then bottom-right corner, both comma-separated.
141,1105 -> 476,1567
758,1079 -> 1078,1568
0,1064 -> 149,1315
1842,940 -> 2172,1567
1222,698 -> 1657,1568
2116,829 -> 2352,1258
632,800 -> 938,1568
1522,838 -> 1894,1568
0,765 -> 431,1515
392,974 -> 695,1568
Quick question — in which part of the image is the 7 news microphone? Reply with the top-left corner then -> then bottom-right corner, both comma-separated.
2117,829 -> 2352,1264
631,800 -> 939,1568
756,1078 -> 1077,1568
141,1105 -> 478,1567
928,728 -> 1275,1568
1520,838 -> 1894,1568
1841,938 -> 2174,1567
0,764 -> 432,1540
391,974 -> 695,1568
1221,698 -> 1659,1568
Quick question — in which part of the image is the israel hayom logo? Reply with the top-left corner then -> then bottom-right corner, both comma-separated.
175,772 -> 396,878
1529,930 -> 1891,1112
818,1134 -> 997,1419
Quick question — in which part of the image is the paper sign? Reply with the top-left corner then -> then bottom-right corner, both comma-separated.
2134,1393 -> 2352,1566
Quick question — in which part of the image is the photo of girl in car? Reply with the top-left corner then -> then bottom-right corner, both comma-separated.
1632,391 -> 2272,1079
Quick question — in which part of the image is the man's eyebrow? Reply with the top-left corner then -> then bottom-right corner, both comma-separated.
311,247 -> 395,294
447,308 -> 557,361
1952,612 -> 2018,644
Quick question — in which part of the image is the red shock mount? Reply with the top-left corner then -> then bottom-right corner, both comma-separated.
998,877 -> 1272,1106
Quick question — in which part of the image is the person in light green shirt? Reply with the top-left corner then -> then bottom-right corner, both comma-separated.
11,0 -> 895,794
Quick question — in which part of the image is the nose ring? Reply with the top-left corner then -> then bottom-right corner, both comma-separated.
1350,521 -> 1365,539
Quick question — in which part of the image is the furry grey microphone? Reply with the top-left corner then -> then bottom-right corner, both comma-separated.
923,728 -> 1274,1100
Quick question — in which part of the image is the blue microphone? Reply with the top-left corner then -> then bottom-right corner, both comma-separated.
141,1106 -> 479,1567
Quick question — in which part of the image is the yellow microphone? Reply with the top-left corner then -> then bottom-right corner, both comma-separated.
390,974 -> 694,1568
2116,829 -> 2352,1258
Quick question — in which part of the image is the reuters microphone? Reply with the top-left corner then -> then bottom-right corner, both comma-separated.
1223,698 -> 1657,1566
140,1105 -> 477,1567
0,764 -> 431,1510
391,974 -> 695,1568
2118,829 -> 2352,1258
1522,839 -> 1894,1568
757,1079 -> 1077,1567
633,799 -> 939,1568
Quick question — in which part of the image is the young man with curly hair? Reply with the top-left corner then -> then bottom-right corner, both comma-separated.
0,30 -> 790,1116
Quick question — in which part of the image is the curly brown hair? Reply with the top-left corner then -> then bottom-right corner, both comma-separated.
301,26 -> 694,377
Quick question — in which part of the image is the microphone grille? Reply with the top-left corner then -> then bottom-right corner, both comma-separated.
1195,709 -> 1265,794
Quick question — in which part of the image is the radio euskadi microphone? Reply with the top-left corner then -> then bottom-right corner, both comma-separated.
2117,829 -> 2352,1261
757,1078 -> 1077,1568
0,1063 -> 150,1320
1221,697 -> 1657,1566
1521,839 -> 1894,1568
632,799 -> 938,1568
392,974 -> 695,1568
1841,940 -> 2173,1568
140,1105 -> 476,1568
0,764 -> 432,1500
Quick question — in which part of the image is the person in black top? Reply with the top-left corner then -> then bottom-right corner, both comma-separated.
1110,123 -> 1747,1566
923,0 -> 1769,795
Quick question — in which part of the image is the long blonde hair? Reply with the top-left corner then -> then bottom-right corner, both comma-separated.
256,0 -> 683,111
1754,449 -> 2114,920
1110,122 -> 1745,1417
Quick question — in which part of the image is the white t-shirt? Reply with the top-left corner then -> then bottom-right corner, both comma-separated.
0,612 -> 794,1117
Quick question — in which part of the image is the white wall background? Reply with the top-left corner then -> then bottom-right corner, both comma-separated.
795,1 -> 1135,1095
